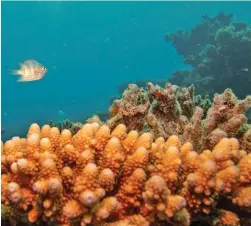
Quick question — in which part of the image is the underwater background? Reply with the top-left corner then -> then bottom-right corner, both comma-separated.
2,1 -> 251,141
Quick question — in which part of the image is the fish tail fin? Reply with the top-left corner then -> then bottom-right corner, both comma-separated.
11,69 -> 22,75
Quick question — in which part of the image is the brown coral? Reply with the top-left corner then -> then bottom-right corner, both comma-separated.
107,84 -> 251,153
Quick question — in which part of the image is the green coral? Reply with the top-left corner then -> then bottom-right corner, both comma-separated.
1,204 -> 37,226
166,12 -> 251,100
215,25 -> 234,44
48,119 -> 83,135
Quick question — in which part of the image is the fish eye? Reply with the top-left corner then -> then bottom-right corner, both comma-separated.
42,67 -> 47,71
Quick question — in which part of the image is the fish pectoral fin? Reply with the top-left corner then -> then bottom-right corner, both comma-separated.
17,77 -> 27,82
17,77 -> 32,82
17,77 -> 37,82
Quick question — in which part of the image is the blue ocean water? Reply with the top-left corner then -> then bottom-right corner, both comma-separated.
2,1 -> 251,141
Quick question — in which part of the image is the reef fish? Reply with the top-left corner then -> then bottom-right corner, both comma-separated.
12,60 -> 47,82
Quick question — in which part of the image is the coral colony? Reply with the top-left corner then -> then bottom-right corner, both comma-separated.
166,12 -> 251,99
2,82 -> 251,226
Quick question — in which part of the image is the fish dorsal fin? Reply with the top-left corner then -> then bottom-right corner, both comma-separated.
20,63 -> 29,71
19,62 -> 25,69
23,60 -> 41,67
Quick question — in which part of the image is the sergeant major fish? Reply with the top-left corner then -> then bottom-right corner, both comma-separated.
12,60 -> 47,82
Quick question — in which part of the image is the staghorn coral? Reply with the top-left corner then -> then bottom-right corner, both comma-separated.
107,83 -> 251,152
1,121 -> 251,226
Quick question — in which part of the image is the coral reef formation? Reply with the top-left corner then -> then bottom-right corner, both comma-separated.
108,83 -> 251,152
1,120 -> 251,225
165,12 -> 251,99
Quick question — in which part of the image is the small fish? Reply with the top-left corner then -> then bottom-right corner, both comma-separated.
12,59 -> 47,82
241,68 -> 249,72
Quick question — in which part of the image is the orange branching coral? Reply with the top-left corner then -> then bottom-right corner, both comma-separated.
141,175 -> 190,226
122,130 -> 139,154
41,124 -> 51,138
213,210 -> 240,226
40,137 -> 54,153
73,163 -> 105,207
61,166 -> 74,191
179,142 -> 199,183
59,129 -> 73,149
95,197 -> 118,221
148,135 -> 182,192
212,138 -> 244,171
111,124 -> 127,140
215,166 -> 240,194
237,153 -> 251,185
99,168 -> 116,193
133,132 -> 153,150
116,168 -> 146,217
122,147 -> 149,178
92,125 -> 111,151
63,199 -> 85,219
75,149 -> 95,176
142,175 -> 171,214
232,186 -> 251,210
59,144 -> 79,166
2,123 -> 153,226
48,127 -> 61,150
28,123 -> 41,137
182,160 -> 217,215
1,123 -> 251,226
102,214 -> 149,226
97,137 -> 125,177
164,195 -> 190,226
